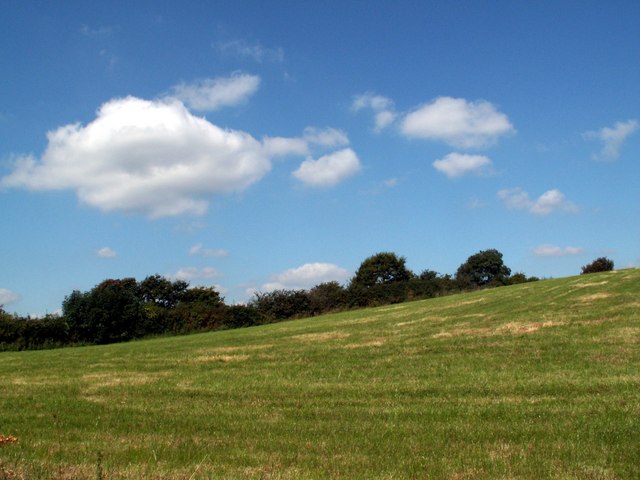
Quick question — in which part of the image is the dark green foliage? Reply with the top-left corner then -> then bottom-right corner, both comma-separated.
408,271 -> 458,299
169,286 -> 226,333
348,252 -> 414,307
455,249 -> 512,288
0,310 -> 69,351
308,281 -> 348,315
223,305 -> 263,329
508,272 -> 533,285
350,252 -> 413,289
581,257 -> 614,274
138,274 -> 189,308
79,278 -> 144,344
4,249 -> 538,351
250,289 -> 312,321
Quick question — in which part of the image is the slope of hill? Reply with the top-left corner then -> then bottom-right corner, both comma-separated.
1,269 -> 639,479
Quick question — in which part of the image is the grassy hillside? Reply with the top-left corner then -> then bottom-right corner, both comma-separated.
1,269 -> 639,479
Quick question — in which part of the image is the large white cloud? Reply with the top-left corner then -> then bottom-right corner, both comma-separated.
584,119 -> 638,161
1,96 -> 271,218
0,288 -> 20,307
498,188 -> 578,215
292,148 -> 361,187
532,245 -> 584,257
401,96 -> 515,148
262,262 -> 350,292
432,152 -> 492,178
169,73 -> 261,111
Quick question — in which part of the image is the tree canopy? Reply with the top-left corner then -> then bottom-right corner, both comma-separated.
350,252 -> 413,289
455,249 -> 511,288
581,257 -> 614,275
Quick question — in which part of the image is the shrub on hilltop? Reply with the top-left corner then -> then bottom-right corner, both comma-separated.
581,257 -> 614,275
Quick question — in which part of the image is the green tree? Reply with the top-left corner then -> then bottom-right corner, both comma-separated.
350,252 -> 412,289
308,281 -> 347,315
581,257 -> 614,275
138,274 -> 189,308
349,252 -> 413,306
455,249 -> 511,289
63,278 -> 144,344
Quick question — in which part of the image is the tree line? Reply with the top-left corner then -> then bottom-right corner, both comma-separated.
0,250 -> 614,351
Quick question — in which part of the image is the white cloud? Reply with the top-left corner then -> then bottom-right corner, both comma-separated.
303,127 -> 350,148
189,243 -> 229,258
1,96 -> 271,218
262,136 -> 310,157
97,247 -> 117,258
0,288 -> 20,306
584,119 -> 638,161
432,152 -> 492,178
498,188 -> 578,215
401,96 -> 515,148
262,262 -> 350,292
263,127 -> 349,159
292,148 -> 361,187
170,267 -> 220,283
351,93 -> 397,132
533,244 -> 585,257
169,73 -> 261,111
215,39 -> 284,63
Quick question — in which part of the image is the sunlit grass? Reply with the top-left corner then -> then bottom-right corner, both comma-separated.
1,269 -> 639,478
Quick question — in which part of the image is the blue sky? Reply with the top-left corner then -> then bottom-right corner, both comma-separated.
1,1 -> 639,316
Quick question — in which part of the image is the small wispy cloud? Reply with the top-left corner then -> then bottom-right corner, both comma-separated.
215,39 -> 284,63
584,119 -> 638,161
263,127 -> 350,158
189,244 -> 229,258
97,247 -> 117,258
433,152 -> 493,178
262,262 -> 350,292
169,73 -> 261,111
79,24 -> 115,38
532,244 -> 584,257
0,288 -> 20,306
170,267 -> 220,283
498,188 -> 578,215
351,93 -> 397,132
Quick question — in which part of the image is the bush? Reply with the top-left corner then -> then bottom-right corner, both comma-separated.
581,257 -> 614,275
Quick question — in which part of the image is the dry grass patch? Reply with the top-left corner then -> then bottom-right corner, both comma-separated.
82,372 -> 163,388
440,297 -> 486,309
80,371 -> 165,402
578,293 -> 613,302
343,339 -> 385,349
291,331 -> 350,342
200,344 -> 273,353
395,316 -> 447,327
432,320 -> 566,339
573,280 -> 609,288
608,327 -> 640,344
193,353 -> 250,363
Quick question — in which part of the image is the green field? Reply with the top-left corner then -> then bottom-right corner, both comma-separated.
1,269 -> 639,479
